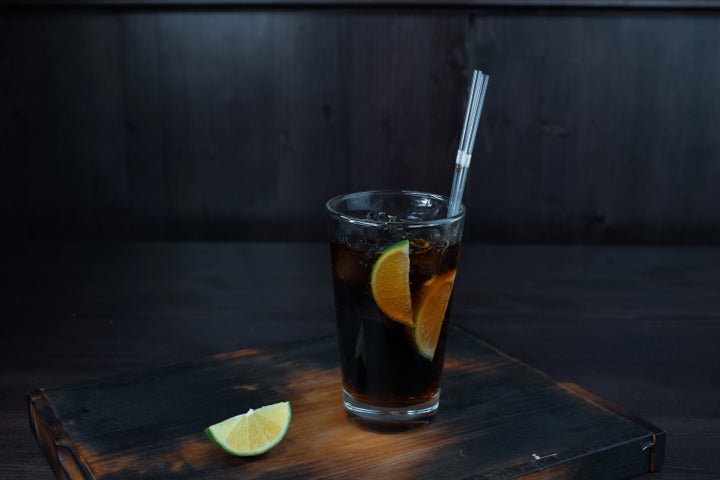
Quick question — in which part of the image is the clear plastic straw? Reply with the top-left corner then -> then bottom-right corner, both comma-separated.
448,70 -> 489,217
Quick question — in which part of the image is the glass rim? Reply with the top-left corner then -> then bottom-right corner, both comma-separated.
325,190 -> 465,227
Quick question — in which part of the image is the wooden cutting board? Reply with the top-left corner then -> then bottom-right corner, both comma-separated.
28,327 -> 665,480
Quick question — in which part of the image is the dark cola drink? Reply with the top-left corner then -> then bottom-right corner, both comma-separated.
326,191 -> 465,428
330,238 -> 461,406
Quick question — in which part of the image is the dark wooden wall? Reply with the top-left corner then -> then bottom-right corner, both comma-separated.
1,2 -> 719,244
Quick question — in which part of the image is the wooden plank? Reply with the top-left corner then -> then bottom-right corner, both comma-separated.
28,327 -> 664,479
3,8 -> 720,244
3,0 -> 720,10
0,10 -> 467,242
468,10 -> 720,244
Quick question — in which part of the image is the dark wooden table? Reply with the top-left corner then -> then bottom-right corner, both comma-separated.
2,243 -> 718,479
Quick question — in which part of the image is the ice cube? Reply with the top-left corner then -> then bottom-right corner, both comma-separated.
366,211 -> 399,223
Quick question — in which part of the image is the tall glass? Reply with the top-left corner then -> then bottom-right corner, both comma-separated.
325,190 -> 465,430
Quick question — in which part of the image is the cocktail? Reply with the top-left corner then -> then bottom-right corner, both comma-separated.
326,70 -> 488,430
326,191 -> 464,429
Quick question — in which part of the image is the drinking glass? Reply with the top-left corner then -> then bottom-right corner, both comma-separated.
326,190 -> 465,430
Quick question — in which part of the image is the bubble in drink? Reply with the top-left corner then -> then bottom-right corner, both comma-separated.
366,211 -> 400,223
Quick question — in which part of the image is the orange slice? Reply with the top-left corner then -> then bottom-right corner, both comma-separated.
370,240 -> 413,326
413,269 -> 457,360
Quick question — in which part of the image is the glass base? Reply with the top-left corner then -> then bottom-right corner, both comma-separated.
343,389 -> 440,432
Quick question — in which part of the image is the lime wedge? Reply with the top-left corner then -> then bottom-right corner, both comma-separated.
205,401 -> 291,456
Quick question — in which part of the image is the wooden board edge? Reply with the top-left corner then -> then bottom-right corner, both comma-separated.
27,388 -> 95,480
31,334 -> 332,400
27,328 -> 666,479
451,324 -> 666,474
474,431 -> 657,480
557,382 -> 666,472
24,336 -> 335,479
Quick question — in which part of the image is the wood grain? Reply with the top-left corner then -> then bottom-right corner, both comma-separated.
0,10 -> 466,242
28,328 -> 663,479
2,8 -> 719,244
3,243 -> 718,479
1,0 -> 719,8
470,11 -> 720,244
